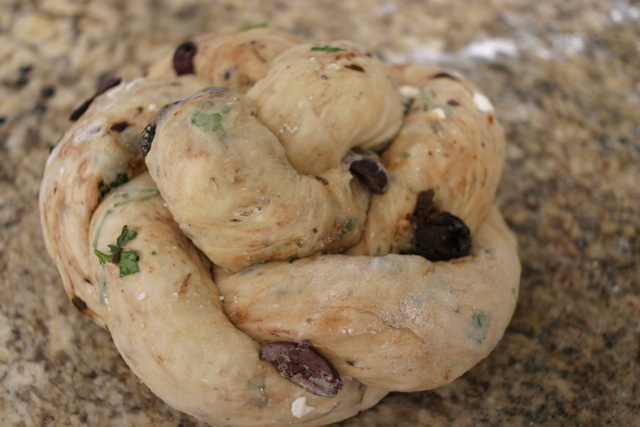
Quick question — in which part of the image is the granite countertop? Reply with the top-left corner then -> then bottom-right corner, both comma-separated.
1,0 -> 638,425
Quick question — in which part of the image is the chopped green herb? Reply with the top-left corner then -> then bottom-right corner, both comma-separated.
222,103 -> 233,114
98,173 -> 129,198
421,92 -> 454,116
94,225 -> 140,277
92,209 -> 114,249
240,22 -> 268,31
345,217 -> 357,231
374,245 -> 382,257
112,190 -> 160,208
400,152 -> 411,160
48,143 -> 57,154
335,218 -> 356,240
421,92 -> 432,111
99,279 -> 108,304
118,251 -> 140,277
191,111 -> 223,133
287,257 -> 296,263
311,45 -> 345,53
116,225 -> 137,247
151,250 -> 157,256
246,378 -> 266,392
94,248 -> 112,265
467,311 -> 492,344
97,180 -> 108,195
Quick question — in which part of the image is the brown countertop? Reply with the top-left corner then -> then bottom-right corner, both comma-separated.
1,0 -> 638,425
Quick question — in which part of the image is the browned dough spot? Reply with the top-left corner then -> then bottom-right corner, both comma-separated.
71,296 -> 88,313
314,176 -> 329,186
432,71 -> 459,81
344,64 -> 365,72
110,121 -> 131,132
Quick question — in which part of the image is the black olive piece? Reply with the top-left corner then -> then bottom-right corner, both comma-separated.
140,123 -> 156,157
69,77 -> 122,121
259,340 -> 343,398
173,41 -> 198,75
348,149 -> 389,194
411,190 -> 472,261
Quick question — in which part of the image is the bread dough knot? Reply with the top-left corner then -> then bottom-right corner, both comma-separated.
39,28 -> 520,427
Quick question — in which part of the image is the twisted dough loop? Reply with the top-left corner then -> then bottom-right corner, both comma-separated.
147,28 -> 302,93
90,173 -> 386,426
39,75 -> 208,323
246,41 -> 404,175
145,87 -> 371,272
349,63 -> 506,257
218,205 -> 519,392
39,28 -> 520,426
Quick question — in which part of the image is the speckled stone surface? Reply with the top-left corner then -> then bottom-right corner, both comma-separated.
1,0 -> 639,426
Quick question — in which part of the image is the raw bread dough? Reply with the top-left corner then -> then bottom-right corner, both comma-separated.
39,28 -> 520,426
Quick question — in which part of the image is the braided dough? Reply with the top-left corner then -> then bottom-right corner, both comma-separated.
39,28 -> 520,426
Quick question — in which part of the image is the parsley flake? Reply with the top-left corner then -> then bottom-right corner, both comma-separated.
335,217 -> 357,240
94,225 -> 140,277
118,251 -> 140,276
311,45 -> 345,53
191,111 -> 224,133
240,22 -> 268,31
98,173 -> 129,198
246,378 -> 267,392
421,92 -> 432,111
116,225 -> 137,247
345,216 -> 357,231
94,249 -> 112,265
